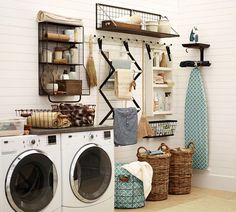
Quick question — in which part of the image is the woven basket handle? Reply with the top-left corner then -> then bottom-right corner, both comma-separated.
136,146 -> 148,157
158,143 -> 170,153
187,141 -> 195,153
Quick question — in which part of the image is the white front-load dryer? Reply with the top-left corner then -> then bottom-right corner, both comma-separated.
0,134 -> 61,212
61,129 -> 114,212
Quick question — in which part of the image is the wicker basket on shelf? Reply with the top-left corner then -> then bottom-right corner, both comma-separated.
168,142 -> 195,195
136,143 -> 171,201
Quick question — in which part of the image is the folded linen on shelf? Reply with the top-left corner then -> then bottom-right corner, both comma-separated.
114,69 -> 133,99
37,10 -> 83,26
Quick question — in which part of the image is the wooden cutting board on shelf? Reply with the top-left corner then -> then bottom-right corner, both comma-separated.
185,67 -> 208,169
102,20 -> 141,30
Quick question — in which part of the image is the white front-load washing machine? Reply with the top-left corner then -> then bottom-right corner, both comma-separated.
0,134 -> 61,212
61,129 -> 114,212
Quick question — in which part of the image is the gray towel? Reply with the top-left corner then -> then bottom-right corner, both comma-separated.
114,107 -> 137,146
112,59 -> 131,69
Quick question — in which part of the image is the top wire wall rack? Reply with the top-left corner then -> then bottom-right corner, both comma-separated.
96,3 -> 179,38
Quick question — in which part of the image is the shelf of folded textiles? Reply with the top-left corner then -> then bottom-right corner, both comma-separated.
153,67 -> 172,71
153,111 -> 172,115
153,83 -> 173,88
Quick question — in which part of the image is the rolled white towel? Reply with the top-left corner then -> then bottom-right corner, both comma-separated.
37,10 -> 83,26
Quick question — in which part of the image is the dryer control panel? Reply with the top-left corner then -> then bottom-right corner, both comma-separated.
61,129 -> 114,147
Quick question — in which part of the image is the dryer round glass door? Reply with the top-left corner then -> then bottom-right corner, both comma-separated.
70,144 -> 112,203
5,149 -> 58,212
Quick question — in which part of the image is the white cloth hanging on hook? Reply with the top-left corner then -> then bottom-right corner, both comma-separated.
114,69 -> 133,99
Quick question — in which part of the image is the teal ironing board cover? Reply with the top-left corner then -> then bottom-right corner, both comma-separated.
185,67 -> 209,169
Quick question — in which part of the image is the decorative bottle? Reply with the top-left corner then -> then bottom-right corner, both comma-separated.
60,70 -> 69,80
68,67 -> 77,80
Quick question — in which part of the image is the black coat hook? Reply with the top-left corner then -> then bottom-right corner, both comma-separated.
123,41 -> 129,52
166,46 -> 171,61
98,38 -> 102,50
145,43 -> 152,60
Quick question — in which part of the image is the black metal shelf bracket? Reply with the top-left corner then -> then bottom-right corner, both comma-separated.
48,95 -> 81,103
180,43 -> 211,67
98,38 -> 141,125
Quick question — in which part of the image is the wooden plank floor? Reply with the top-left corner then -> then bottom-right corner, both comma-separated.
115,187 -> 236,212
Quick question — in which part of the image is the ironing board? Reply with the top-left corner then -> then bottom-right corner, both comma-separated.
185,67 -> 208,169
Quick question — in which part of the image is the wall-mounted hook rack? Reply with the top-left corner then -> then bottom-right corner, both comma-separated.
92,34 -> 172,47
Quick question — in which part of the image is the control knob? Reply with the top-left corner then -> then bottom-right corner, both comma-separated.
31,139 -> 36,145
89,134 -> 94,140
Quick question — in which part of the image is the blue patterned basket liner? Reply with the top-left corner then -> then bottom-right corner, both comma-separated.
115,163 -> 145,209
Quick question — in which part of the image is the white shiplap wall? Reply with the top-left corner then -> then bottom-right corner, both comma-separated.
0,0 -> 178,165
172,0 -> 236,192
1,0 -> 235,192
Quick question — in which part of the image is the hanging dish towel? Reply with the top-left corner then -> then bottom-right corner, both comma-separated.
37,10 -> 83,26
122,161 -> 153,199
114,107 -> 137,146
114,69 -> 133,99
185,67 -> 208,169
112,59 -> 131,69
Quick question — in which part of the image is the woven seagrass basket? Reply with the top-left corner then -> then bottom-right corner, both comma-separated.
136,143 -> 171,201
168,142 -> 195,195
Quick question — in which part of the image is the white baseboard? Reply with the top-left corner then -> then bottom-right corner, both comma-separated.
192,170 -> 236,192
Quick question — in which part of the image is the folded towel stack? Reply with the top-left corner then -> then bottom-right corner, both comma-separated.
37,10 -> 83,26
27,112 -> 71,128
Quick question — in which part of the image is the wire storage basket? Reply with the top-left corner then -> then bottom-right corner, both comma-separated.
137,143 -> 171,201
52,103 -> 95,127
16,104 -> 95,129
145,120 -> 177,138
169,142 -> 195,195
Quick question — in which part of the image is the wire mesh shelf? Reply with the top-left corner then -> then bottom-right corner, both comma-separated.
96,3 -> 179,38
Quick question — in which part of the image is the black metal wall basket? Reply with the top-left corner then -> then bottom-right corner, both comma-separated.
145,120 -> 177,138
96,3 -> 179,38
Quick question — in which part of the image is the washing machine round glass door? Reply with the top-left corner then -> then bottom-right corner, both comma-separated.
70,143 -> 112,203
5,149 -> 58,212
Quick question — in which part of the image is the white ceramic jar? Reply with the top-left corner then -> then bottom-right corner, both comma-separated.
145,21 -> 159,32
46,83 -> 58,94
158,19 -> 171,34
54,49 -> 63,60
64,29 -> 74,42
63,50 -> 71,64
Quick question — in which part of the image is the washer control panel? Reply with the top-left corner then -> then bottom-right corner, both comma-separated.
0,135 -> 39,154
104,131 -> 111,139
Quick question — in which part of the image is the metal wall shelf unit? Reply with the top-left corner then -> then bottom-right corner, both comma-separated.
38,22 -> 90,103
96,3 -> 179,39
